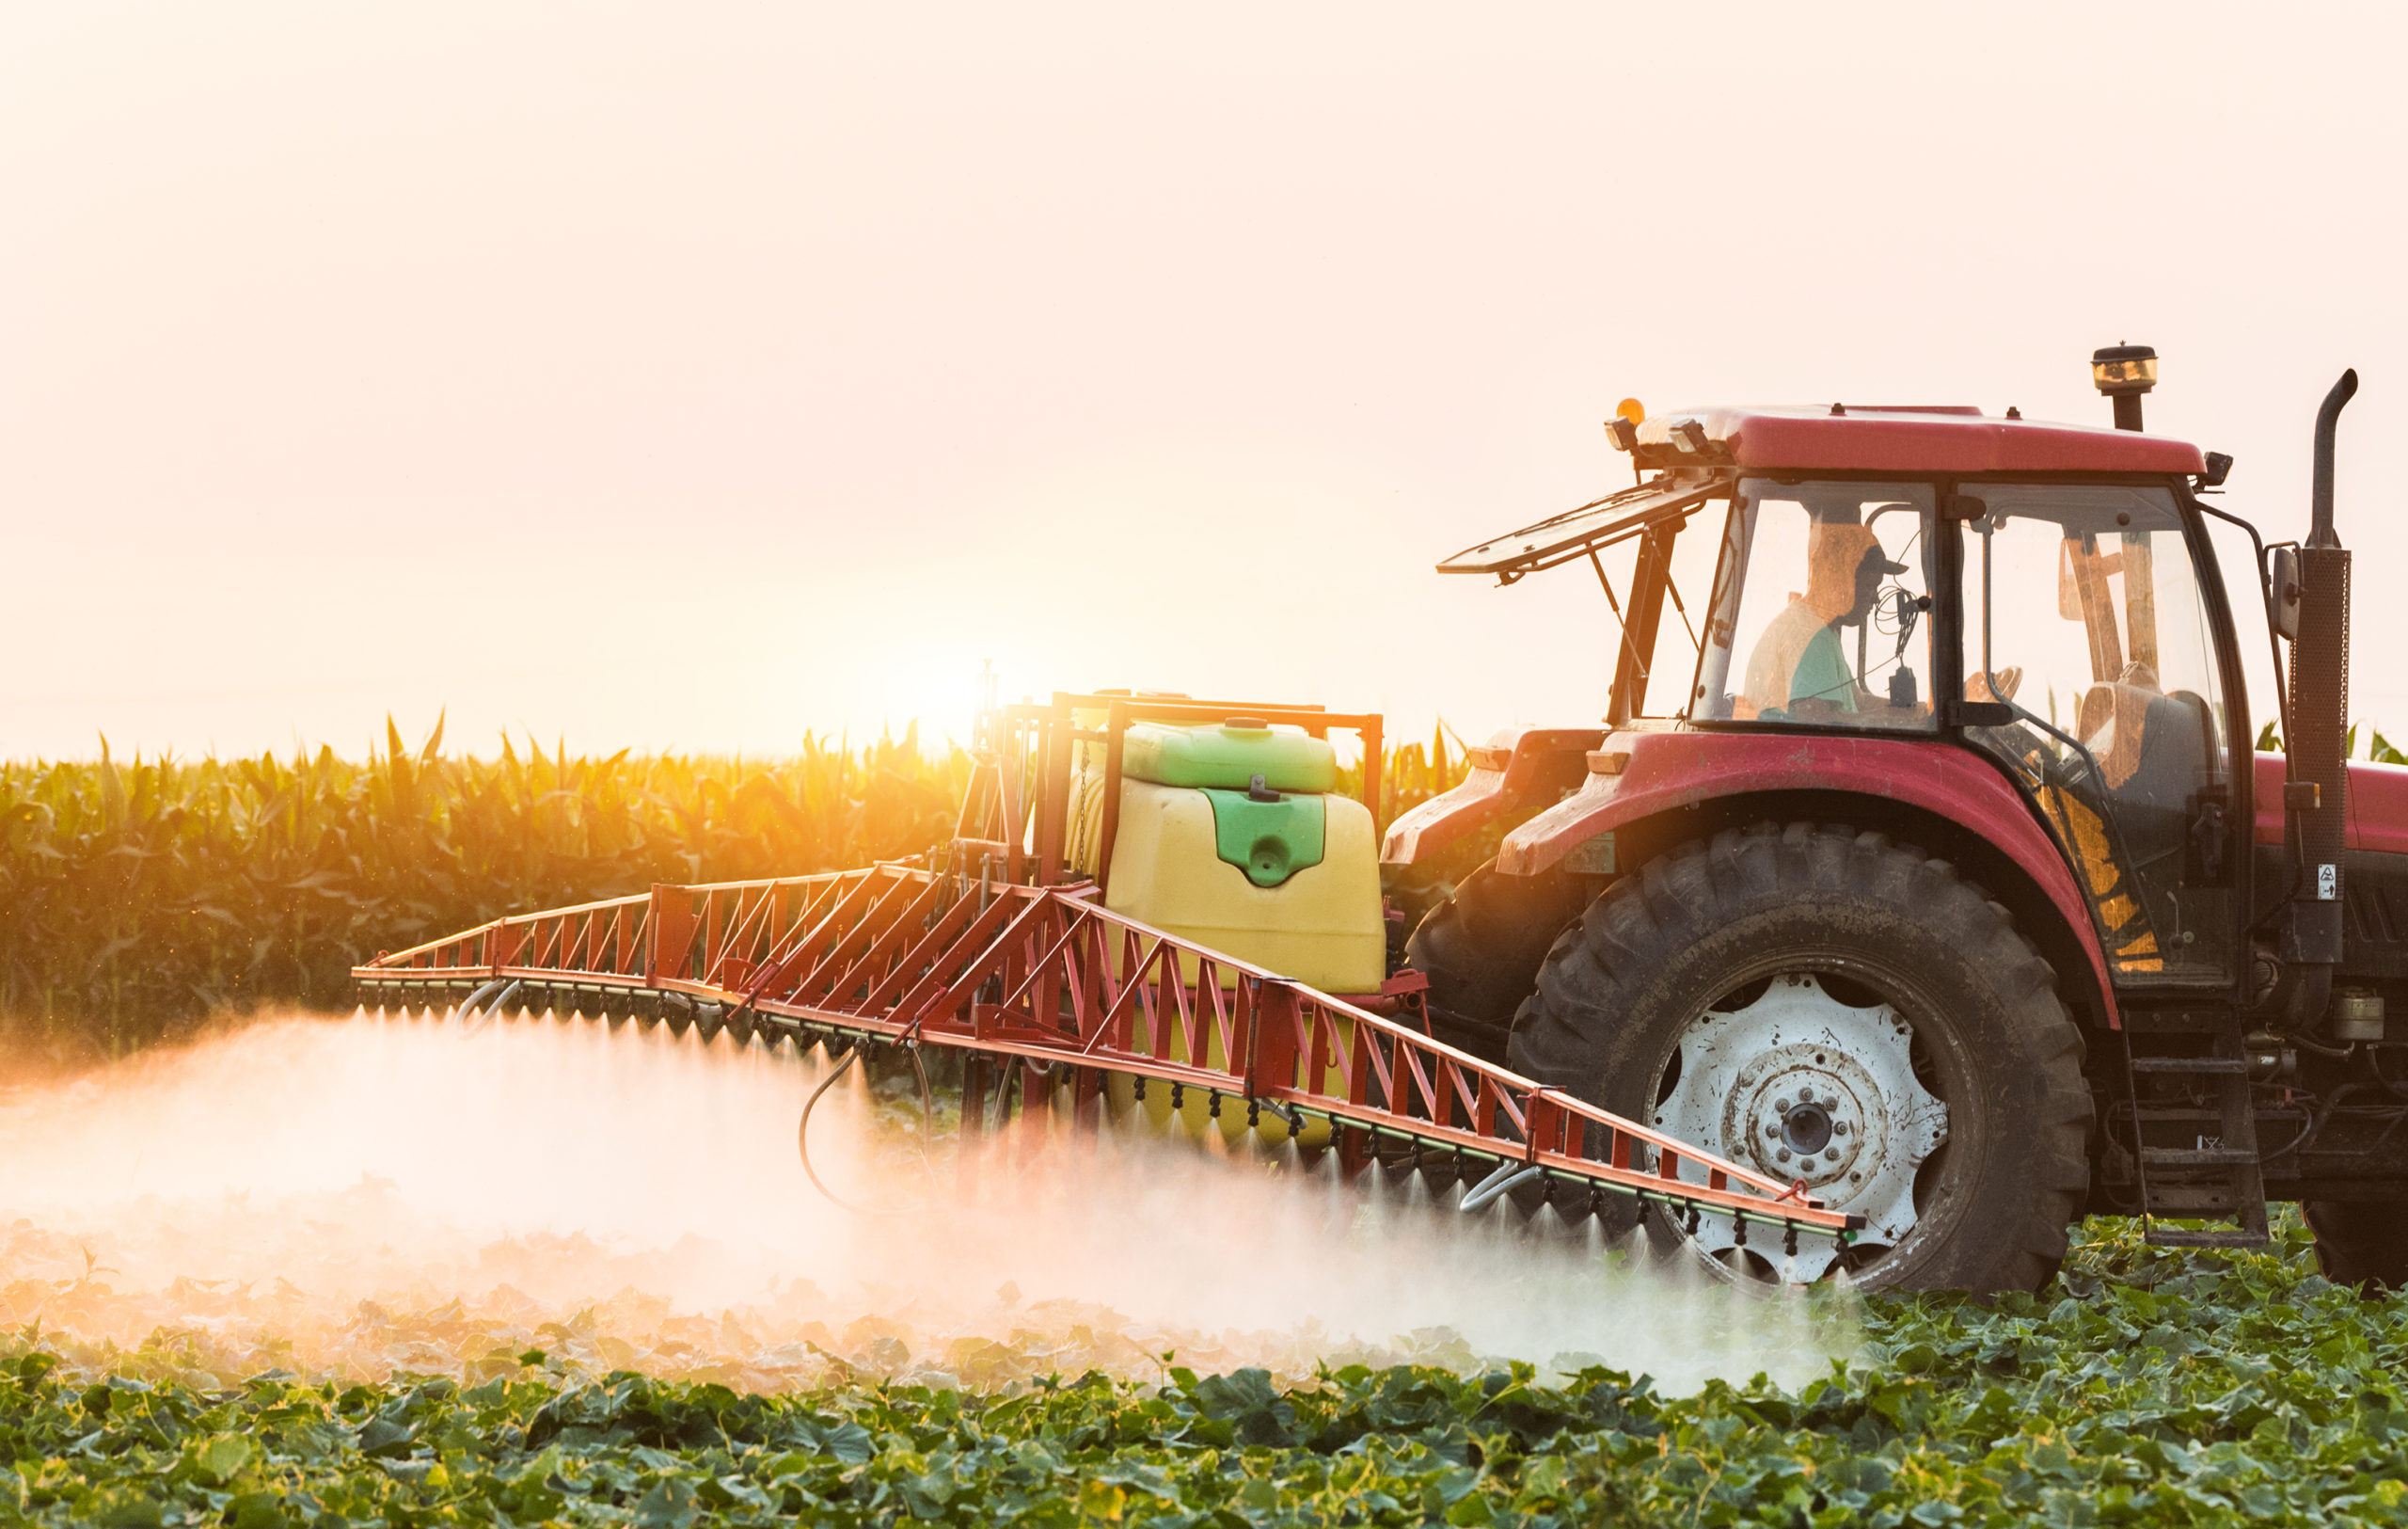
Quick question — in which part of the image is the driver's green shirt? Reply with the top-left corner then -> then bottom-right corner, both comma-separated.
1788,624 -> 1857,712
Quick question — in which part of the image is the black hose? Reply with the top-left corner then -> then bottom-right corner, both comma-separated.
2249,1105 -> 2319,1165
796,1041 -> 936,1217
2369,1043 -> 2408,1103
2258,1082 -> 2408,1166
2352,1106 -> 2408,1161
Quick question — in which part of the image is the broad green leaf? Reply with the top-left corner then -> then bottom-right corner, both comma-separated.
194,1433 -> 252,1484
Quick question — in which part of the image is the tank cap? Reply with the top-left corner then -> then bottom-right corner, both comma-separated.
1222,717 -> 1270,731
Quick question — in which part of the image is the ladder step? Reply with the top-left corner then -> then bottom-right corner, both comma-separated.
2141,1146 -> 2259,1168
2149,1187 -> 2241,1212
2121,1029 -> 2271,1245
2145,1227 -> 2272,1249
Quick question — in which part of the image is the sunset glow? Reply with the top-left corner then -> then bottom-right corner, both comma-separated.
8,4 -> 2400,759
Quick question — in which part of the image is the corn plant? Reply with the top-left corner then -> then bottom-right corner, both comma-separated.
0,721 -> 970,1055
0,721 -> 1469,1057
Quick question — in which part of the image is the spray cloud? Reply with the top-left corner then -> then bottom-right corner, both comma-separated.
0,1011 -> 1855,1393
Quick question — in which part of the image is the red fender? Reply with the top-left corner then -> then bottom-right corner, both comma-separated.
1380,726 -> 1603,866
1496,729 -> 2119,1027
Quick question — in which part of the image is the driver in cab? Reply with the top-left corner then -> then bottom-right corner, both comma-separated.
1742,521 -> 1905,720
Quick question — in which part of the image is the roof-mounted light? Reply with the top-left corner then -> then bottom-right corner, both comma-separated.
2091,343 -> 2158,396
1605,400 -> 1648,481
2092,342 -> 2157,432
1604,398 -> 1645,449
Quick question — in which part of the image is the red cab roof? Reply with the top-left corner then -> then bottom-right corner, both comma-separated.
1637,406 -> 2206,476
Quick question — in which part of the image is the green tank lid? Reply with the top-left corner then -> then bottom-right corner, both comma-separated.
1200,788 -> 1326,887
1121,721 -> 1337,793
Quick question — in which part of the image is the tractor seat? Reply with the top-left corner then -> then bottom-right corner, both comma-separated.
2079,680 -> 2214,878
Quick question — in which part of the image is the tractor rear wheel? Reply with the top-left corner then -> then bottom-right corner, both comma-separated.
1510,822 -> 2092,1294
1405,859 -> 1588,1059
2302,1201 -> 2408,1291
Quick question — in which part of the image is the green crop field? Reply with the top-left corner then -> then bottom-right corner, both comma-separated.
8,725 -> 2408,1526
2,1216 -> 2403,1527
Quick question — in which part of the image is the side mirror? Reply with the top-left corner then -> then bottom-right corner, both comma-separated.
2268,545 -> 2304,642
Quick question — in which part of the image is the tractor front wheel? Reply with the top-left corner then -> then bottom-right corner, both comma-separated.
1405,859 -> 1588,1060
1510,822 -> 2093,1295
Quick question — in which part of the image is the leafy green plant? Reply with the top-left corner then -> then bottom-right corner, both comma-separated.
4,1214 -> 2404,1526
2252,719 -> 2405,762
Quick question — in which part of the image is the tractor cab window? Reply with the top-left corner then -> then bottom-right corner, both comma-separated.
1957,483 -> 2233,986
1693,480 -> 1936,730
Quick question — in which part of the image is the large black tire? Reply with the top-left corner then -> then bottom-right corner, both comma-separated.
1405,860 -> 1588,1059
2302,1201 -> 2408,1291
1510,822 -> 2092,1295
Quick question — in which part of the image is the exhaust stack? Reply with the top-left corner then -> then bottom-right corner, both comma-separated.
2285,369 -> 2359,990
2307,370 -> 2358,549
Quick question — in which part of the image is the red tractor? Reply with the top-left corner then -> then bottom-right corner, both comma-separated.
1386,350 -> 2405,1294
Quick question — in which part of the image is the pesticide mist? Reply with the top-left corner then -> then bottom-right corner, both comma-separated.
0,1011 -> 1856,1393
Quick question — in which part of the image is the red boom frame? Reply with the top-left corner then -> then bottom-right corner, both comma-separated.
354,863 -> 1858,1244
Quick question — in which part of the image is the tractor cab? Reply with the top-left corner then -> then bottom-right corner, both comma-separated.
1396,353 -> 2400,1292
1421,400 -> 2246,995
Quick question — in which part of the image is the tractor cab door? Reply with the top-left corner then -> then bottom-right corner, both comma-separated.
1956,484 -> 2237,987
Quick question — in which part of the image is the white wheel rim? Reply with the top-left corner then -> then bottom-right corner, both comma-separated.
1650,971 -> 1948,1281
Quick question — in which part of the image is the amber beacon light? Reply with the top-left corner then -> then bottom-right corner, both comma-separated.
2092,342 -> 2159,431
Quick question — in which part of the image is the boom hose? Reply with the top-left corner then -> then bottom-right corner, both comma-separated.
797,1041 -> 935,1217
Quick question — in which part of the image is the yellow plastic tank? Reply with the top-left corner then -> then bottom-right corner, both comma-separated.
1102,779 -> 1385,995
1059,718 -> 1386,995
1057,715 -> 1385,1146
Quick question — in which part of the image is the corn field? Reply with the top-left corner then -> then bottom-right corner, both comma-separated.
0,721 -> 1471,1056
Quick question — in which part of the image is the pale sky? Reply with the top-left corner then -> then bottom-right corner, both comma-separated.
6,3 -> 2403,762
